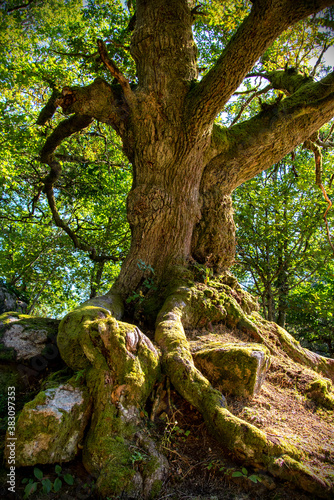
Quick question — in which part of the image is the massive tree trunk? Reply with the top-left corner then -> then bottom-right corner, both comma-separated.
18,0 -> 334,497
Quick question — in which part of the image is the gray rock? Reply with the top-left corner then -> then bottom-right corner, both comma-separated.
0,312 -> 59,362
7,380 -> 92,466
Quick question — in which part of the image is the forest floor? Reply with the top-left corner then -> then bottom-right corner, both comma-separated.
0,324 -> 333,500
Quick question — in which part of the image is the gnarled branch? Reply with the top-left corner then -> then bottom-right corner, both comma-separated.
186,0 -> 334,132
97,39 -> 135,105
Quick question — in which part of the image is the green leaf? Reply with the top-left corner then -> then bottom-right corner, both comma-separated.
241,467 -> 248,475
232,471 -> 244,477
64,473 -> 74,485
55,464 -> 62,474
24,482 -> 37,498
249,474 -> 262,483
33,467 -> 43,480
42,478 -> 52,493
53,477 -> 62,492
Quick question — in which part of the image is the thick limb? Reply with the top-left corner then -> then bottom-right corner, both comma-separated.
192,72 -> 334,264
186,0 -> 334,130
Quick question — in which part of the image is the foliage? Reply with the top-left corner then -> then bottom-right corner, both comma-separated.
233,145 -> 334,354
0,0 -> 133,316
232,467 -> 262,484
22,465 -> 74,498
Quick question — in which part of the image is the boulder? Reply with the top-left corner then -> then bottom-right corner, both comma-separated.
0,312 -> 60,362
0,285 -> 27,314
191,342 -> 270,398
6,379 -> 92,466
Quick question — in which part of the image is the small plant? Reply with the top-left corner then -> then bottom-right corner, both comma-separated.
162,418 -> 191,449
126,260 -> 157,304
22,465 -> 74,498
192,261 -> 213,284
173,425 -> 190,441
126,290 -> 145,304
231,467 -> 262,483
206,459 -> 226,472
138,260 -> 157,291
130,449 -> 148,467
74,369 -> 86,382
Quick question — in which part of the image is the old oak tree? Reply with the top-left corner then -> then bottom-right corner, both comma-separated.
6,0 -> 334,498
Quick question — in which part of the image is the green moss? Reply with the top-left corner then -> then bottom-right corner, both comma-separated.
0,313 -> 59,362
0,312 -> 59,332
41,368 -> 73,390
24,390 -> 47,409
149,479 -> 163,498
11,381 -> 92,467
306,379 -> 334,410
192,342 -> 270,397
58,304 -> 112,370
268,454 -> 331,497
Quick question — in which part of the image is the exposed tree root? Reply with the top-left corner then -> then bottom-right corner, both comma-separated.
251,313 -> 334,382
8,278 -> 334,498
57,293 -> 168,498
155,281 -> 334,499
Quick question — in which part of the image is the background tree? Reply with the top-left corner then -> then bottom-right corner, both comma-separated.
2,1 -> 334,498
233,149 -> 334,355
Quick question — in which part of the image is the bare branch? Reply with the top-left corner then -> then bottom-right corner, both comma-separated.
97,39 -> 135,104
311,43 -> 331,77
229,84 -> 272,127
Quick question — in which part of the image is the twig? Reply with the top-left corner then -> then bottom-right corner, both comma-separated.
229,84 -> 272,127
305,137 -> 334,256
311,43 -> 330,77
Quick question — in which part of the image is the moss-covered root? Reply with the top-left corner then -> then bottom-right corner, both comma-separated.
155,288 -> 333,499
252,313 -> 334,382
268,455 -> 332,499
58,293 -> 166,498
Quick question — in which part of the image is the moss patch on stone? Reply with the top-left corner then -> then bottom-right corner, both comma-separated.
306,378 -> 334,410
7,378 -> 92,467
192,342 -> 270,397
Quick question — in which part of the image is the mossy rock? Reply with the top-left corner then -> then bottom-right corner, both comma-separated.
191,342 -> 270,398
0,312 -> 60,362
6,377 -> 92,467
306,378 -> 334,410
